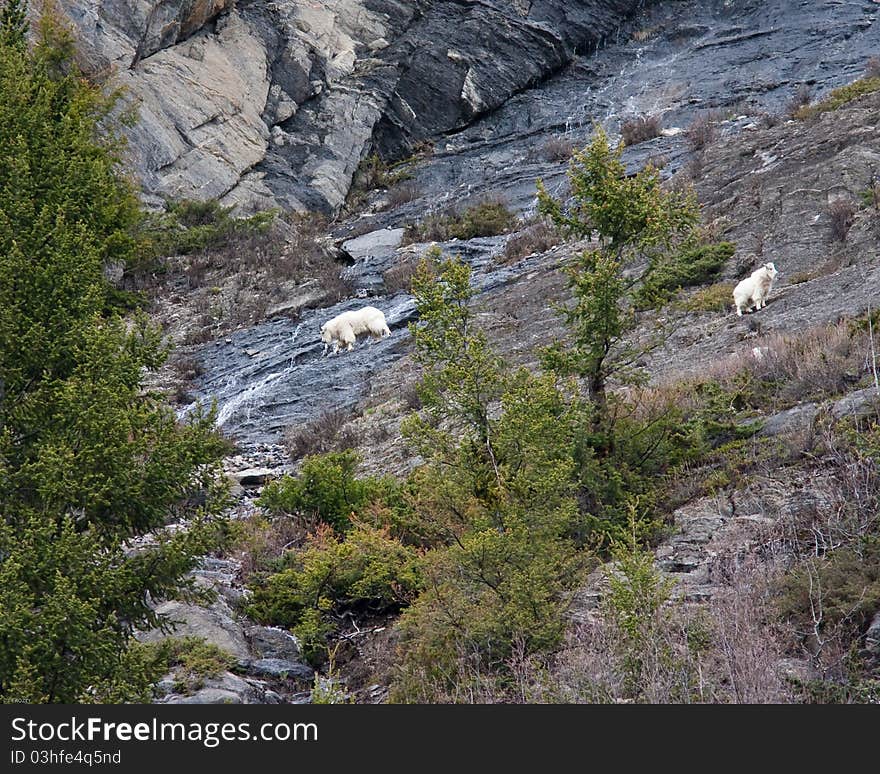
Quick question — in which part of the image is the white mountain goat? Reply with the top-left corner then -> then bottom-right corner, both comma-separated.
733,262 -> 779,316
320,305 -> 391,355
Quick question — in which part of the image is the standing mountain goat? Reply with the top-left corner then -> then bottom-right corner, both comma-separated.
320,305 -> 391,355
733,262 -> 779,316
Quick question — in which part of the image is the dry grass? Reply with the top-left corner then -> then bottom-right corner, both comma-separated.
542,136 -> 578,162
524,556 -> 793,704
703,321 -> 870,408
233,514 -> 307,580
382,257 -> 421,295
284,407 -> 363,461
500,219 -> 561,264
826,197 -> 856,243
621,114 -> 662,147
686,110 -> 722,151
632,27 -> 656,43
785,83 -> 812,117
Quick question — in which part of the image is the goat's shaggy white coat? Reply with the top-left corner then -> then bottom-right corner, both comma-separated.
320,306 -> 391,355
733,262 -> 779,316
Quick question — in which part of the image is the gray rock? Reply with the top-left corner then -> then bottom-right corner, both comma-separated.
831,387 -> 880,421
158,671 -> 271,704
245,625 -> 303,661
247,658 -> 314,681
173,688 -> 244,704
135,598 -> 251,661
341,227 -> 406,290
759,404 -> 819,438
231,467 -> 276,486
265,281 -> 327,319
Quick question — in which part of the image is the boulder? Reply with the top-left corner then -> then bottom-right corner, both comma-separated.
135,597 -> 251,661
246,626 -> 304,662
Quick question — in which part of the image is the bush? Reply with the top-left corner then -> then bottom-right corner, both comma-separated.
383,244 -> 443,294
150,637 -> 237,694
542,136 -> 577,162
233,513 -> 306,579
621,114 -> 662,146
827,197 -> 856,242
785,83 -> 812,117
501,220 -> 561,263
139,201 -> 275,264
402,198 -> 518,244
283,409 -> 362,461
859,182 -> 880,210
636,241 -> 735,308
795,77 -> 880,119
777,539 -> 880,643
247,523 -> 423,664
686,111 -> 720,151
678,282 -> 735,313
258,450 -> 403,532
685,319 -> 872,412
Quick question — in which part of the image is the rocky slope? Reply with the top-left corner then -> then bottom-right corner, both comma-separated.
67,0 -> 880,701
152,0 -> 880,452
61,0 -> 653,212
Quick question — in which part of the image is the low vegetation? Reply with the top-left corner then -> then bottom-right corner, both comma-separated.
145,637 -> 237,695
686,110 -> 721,151
501,219 -> 562,263
794,77 -> 880,119
401,198 -> 518,245
284,408 -> 362,461
247,523 -> 423,664
542,135 -> 578,162
621,114 -> 662,146
677,282 -> 735,313
826,197 -> 856,243
635,240 -> 735,309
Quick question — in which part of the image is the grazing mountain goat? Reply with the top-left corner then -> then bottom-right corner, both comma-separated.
320,305 -> 391,355
733,262 -> 779,316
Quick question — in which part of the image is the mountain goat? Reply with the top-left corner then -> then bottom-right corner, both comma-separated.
320,305 -> 391,355
733,262 -> 779,316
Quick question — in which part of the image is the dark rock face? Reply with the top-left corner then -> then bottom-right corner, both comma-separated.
369,0 -> 643,158
63,0 -> 880,214
59,0 -> 651,211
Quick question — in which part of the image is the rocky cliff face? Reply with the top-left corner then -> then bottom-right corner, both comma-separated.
60,0 -> 649,212
60,0 -> 880,702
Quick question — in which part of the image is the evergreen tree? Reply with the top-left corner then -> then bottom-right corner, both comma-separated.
0,0 -> 27,49
537,126 -> 699,452
393,255 -> 588,701
0,4 -> 231,702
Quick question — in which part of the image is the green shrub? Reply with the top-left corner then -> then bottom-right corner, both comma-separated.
247,523 -> 423,664
139,636 -> 237,695
777,538 -> 880,640
257,450 -> 404,532
678,282 -> 735,313
402,199 -> 518,244
141,199 -> 275,259
636,241 -> 735,309
795,77 -> 880,119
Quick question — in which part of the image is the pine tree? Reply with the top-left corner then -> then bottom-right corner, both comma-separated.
0,4 -> 232,702
537,126 -> 699,452
0,0 -> 27,49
